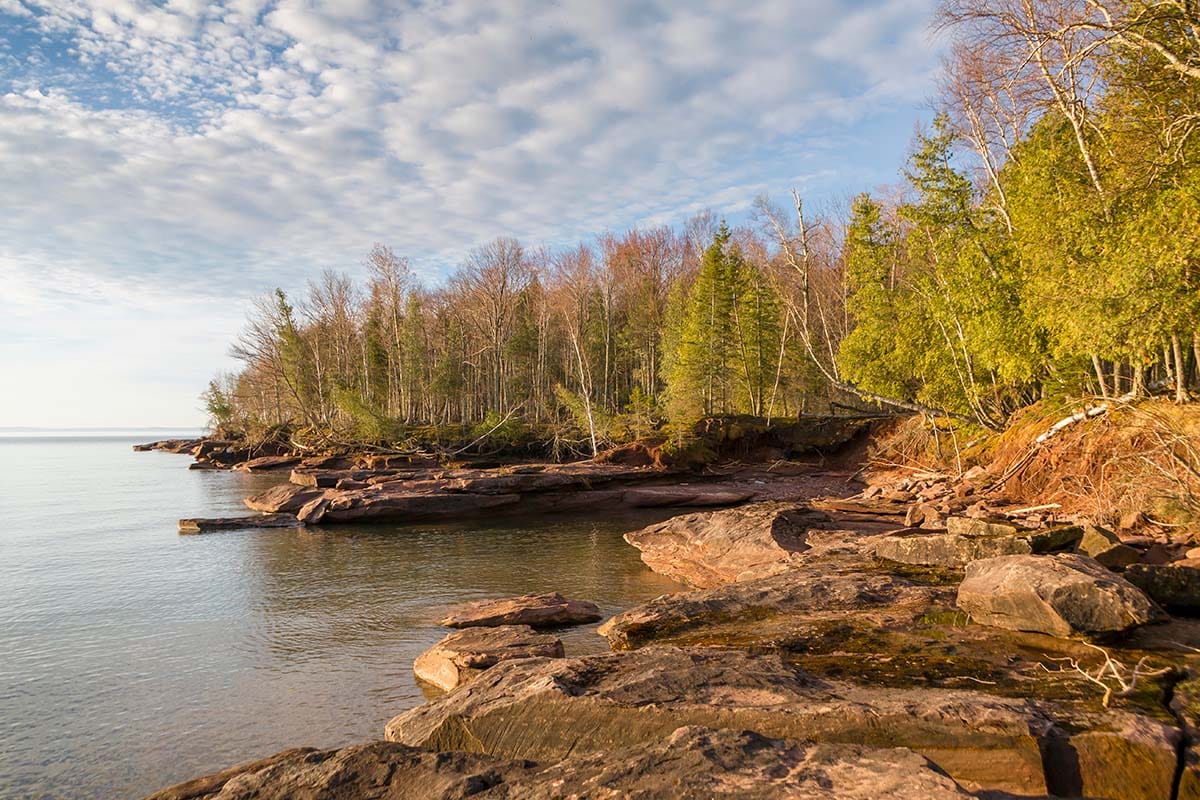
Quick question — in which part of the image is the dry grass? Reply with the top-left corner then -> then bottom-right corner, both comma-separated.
866,400 -> 1200,534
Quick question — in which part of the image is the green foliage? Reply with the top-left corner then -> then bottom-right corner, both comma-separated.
201,379 -> 234,431
332,382 -> 398,442
470,409 -> 528,447
666,223 -> 785,423
838,116 -> 1045,427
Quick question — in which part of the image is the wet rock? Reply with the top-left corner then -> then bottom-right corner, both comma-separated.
178,514 -> 301,534
384,646 -> 1059,795
1125,564 -> 1200,612
598,564 -> 934,650
440,592 -> 602,629
243,483 -> 327,514
1077,523 -> 1141,569
622,502 -> 831,588
956,554 -> 1164,638
414,625 -> 564,692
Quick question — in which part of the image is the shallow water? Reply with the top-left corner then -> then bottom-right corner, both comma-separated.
0,435 -> 682,799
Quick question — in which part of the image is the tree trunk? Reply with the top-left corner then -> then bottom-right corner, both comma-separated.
1091,353 -> 1109,399
1172,334 -> 1190,403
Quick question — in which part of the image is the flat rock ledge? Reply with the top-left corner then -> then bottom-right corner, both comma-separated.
384,645 -> 1183,799
956,554 -> 1165,638
177,514 -> 301,534
599,561 -> 938,650
440,592 -> 602,629
242,461 -> 761,525
622,501 -> 834,588
413,625 -> 564,692
144,727 -> 977,800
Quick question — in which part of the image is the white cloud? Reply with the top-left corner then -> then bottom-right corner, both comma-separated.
0,0 -> 942,425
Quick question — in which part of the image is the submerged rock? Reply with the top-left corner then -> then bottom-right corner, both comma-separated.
177,514 -> 301,534
414,625 -> 564,691
144,728 -> 978,800
956,554 -> 1164,638
622,502 -> 831,588
385,645 -> 1174,797
440,592 -> 602,629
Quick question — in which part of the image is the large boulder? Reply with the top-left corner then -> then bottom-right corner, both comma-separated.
956,554 -> 1164,638
385,646 -> 1178,798
440,592 -> 602,629
875,523 -> 1083,568
622,502 -> 832,588
413,625 -> 564,691
144,729 -> 977,800
1125,564 -> 1200,612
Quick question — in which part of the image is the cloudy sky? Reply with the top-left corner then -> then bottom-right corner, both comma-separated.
0,0 -> 941,428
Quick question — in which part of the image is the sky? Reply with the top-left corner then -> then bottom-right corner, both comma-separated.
0,0 -> 943,428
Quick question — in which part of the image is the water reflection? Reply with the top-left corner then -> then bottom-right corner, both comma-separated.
0,437 -> 683,800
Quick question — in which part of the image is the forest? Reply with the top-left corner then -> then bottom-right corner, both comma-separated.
207,0 -> 1200,455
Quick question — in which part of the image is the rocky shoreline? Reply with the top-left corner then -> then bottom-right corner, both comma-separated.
143,425 -> 1200,799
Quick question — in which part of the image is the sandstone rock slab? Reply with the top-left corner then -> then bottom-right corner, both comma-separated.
875,523 -> 1083,568
384,645 -> 1072,796
524,726 -> 976,800
178,514 -> 301,534
622,502 -> 832,588
145,728 -> 978,800
956,554 -> 1164,638
598,565 -> 935,650
440,592 -> 602,629
142,741 -> 533,800
243,483 -> 327,513
414,625 -> 564,691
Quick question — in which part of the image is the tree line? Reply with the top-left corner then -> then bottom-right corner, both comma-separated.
208,0 -> 1200,450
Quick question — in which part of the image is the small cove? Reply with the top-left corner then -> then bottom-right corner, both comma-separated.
0,434 -> 681,799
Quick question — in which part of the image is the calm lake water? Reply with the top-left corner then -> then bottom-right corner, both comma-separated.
0,434 -> 682,799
